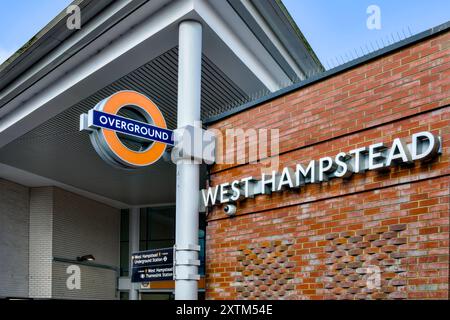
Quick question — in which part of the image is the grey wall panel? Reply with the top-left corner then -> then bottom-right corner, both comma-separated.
52,188 -> 120,299
29,187 -> 53,298
52,262 -> 117,300
0,178 -> 29,298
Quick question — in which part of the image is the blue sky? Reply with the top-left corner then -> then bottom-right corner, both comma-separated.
0,0 -> 71,63
0,1 -> 449,68
283,0 -> 450,69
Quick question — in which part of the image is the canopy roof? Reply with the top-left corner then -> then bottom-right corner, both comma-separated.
0,0 -> 322,207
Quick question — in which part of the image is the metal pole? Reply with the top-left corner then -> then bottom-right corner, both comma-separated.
129,207 -> 140,300
175,20 -> 202,300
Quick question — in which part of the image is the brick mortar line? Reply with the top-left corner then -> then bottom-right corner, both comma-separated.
209,103 -> 450,176
293,53 -> 447,107
258,55 -> 449,131
279,72 -> 449,133
206,172 -> 450,222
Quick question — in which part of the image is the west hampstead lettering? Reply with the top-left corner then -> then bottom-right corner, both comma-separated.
201,131 -> 441,207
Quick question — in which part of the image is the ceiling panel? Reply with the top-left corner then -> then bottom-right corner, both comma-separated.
0,47 -> 247,206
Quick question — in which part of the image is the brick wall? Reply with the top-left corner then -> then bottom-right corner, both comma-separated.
205,30 -> 450,299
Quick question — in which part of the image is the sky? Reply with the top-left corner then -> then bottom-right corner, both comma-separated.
283,0 -> 450,69
0,0 -> 71,64
0,1 -> 449,68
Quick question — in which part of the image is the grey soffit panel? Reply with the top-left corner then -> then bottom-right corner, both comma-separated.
23,46 -> 248,134
13,46 -> 250,144
0,47 -> 243,205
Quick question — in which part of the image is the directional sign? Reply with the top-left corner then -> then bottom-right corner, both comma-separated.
131,247 -> 174,283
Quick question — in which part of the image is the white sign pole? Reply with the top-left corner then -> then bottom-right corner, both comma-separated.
175,20 -> 202,300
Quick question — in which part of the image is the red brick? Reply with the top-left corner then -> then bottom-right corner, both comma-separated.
206,31 -> 450,301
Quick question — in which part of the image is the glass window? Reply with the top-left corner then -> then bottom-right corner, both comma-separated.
149,207 -> 175,240
120,209 -> 129,277
120,242 -> 130,276
141,293 -> 174,300
139,240 -> 147,251
120,210 -> 129,240
120,291 -> 129,300
120,207 -> 206,278
140,206 -> 176,250
139,210 -> 147,242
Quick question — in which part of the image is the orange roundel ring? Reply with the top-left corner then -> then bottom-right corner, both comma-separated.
98,91 -> 167,167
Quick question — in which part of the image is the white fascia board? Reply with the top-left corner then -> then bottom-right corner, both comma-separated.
240,0 -> 305,80
0,0 -> 194,149
193,0 -> 290,92
0,162 -> 128,208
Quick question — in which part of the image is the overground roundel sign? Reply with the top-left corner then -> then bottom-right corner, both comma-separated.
80,91 -> 174,169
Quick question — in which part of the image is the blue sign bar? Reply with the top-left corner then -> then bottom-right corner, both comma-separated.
90,110 -> 174,146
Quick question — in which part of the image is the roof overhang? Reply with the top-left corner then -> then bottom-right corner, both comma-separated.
0,0 -> 322,207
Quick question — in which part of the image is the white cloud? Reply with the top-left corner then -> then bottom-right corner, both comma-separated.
0,47 -> 13,65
